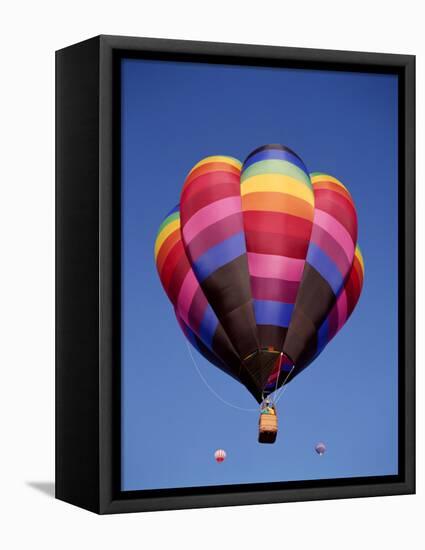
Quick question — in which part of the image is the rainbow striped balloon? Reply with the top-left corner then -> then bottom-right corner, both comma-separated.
155,145 -> 364,402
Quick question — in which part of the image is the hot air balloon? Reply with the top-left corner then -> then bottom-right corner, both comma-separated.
214,449 -> 227,463
154,145 -> 364,444
315,442 -> 326,456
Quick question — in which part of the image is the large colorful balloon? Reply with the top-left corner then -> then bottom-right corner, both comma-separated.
154,145 -> 364,403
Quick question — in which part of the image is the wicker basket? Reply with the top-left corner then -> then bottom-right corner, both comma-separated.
258,413 -> 278,444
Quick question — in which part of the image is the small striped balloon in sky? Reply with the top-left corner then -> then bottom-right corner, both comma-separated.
214,449 -> 227,463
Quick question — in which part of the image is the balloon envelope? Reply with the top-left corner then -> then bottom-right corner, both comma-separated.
155,145 -> 364,402
315,442 -> 327,456
214,449 -> 226,463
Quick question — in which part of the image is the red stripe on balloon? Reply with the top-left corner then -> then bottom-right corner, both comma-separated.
167,254 -> 191,304
181,170 -> 240,209
351,257 -> 363,288
181,180 -> 240,220
245,230 -> 311,258
250,276 -> 299,303
156,230 -> 181,275
345,264 -> 362,315
243,210 -> 312,238
159,240 -> 185,295
314,189 -> 357,243
313,180 -> 353,202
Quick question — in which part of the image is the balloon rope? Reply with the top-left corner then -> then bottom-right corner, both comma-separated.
273,365 -> 296,405
270,323 -> 296,400
270,352 -> 283,404
185,341 -> 258,412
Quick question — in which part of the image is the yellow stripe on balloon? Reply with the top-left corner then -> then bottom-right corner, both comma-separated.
355,245 -> 365,273
154,219 -> 180,259
241,174 -> 314,206
187,155 -> 242,176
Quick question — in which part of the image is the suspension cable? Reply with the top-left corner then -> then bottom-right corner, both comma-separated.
185,341 -> 258,412
273,365 -> 296,404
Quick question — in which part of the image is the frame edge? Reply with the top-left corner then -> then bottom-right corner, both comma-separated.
95,35 -> 416,514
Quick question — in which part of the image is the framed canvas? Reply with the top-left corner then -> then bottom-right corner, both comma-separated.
55,35 -> 415,514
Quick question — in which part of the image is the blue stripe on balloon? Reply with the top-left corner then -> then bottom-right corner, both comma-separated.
193,231 -> 246,282
264,362 -> 294,392
253,300 -> 294,328
282,361 -> 293,372
317,317 -> 329,354
180,318 -> 224,369
181,321 -> 198,349
306,242 -> 344,295
242,148 -> 309,175
198,305 -> 218,349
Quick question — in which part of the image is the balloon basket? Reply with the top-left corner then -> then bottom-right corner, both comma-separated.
258,412 -> 278,444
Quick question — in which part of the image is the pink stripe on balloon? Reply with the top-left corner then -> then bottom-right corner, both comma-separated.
186,212 -> 243,262
314,209 -> 355,262
182,196 -> 242,245
176,270 -> 198,325
336,289 -> 348,333
248,252 -> 305,282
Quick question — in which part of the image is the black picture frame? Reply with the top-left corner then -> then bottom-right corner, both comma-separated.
56,35 -> 415,514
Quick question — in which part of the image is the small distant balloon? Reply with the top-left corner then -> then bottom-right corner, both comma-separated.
214,449 -> 227,463
315,442 -> 326,456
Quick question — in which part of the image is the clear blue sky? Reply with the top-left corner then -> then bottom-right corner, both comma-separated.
121,58 -> 398,491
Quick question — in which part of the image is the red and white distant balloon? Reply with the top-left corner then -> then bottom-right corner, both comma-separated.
315,442 -> 326,456
214,449 -> 227,463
